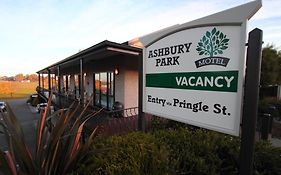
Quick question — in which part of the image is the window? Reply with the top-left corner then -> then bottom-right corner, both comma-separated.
94,72 -> 114,109
51,74 -> 56,91
55,76 -> 58,92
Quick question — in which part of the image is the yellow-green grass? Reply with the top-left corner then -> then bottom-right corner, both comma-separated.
0,81 -> 37,99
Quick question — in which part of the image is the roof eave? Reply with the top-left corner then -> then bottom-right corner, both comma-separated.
37,40 -> 142,73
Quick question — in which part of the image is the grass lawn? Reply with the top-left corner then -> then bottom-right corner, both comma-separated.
0,81 -> 37,99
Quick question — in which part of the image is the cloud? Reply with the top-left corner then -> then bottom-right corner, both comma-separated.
252,0 -> 281,20
0,0 -> 280,76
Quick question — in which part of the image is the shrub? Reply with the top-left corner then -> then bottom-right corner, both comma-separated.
74,132 -> 171,175
74,127 -> 281,175
0,94 -> 99,175
254,141 -> 281,175
74,128 -> 241,175
154,128 -> 240,175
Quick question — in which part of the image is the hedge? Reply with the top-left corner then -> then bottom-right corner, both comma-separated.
73,132 -> 171,175
72,127 -> 281,175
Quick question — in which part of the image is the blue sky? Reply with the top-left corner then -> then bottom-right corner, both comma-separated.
0,0 -> 280,76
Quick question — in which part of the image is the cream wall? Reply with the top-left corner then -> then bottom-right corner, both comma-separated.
115,71 -> 125,107
115,70 -> 138,109
124,70 -> 138,109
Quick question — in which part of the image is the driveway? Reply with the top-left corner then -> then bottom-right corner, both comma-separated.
0,99 -> 39,154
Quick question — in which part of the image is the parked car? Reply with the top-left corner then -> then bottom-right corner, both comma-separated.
36,103 -> 48,113
36,103 -> 54,114
30,94 -> 38,98
0,101 -> 7,112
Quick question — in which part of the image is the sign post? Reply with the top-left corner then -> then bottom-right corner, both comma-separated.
239,28 -> 263,175
140,0 -> 262,136
138,53 -> 145,131
137,0 -> 263,173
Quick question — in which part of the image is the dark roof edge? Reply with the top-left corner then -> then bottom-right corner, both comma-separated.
37,40 -> 142,73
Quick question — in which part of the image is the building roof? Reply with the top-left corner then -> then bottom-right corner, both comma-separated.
37,40 -> 142,74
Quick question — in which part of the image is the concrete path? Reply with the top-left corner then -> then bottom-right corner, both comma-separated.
0,99 -> 39,154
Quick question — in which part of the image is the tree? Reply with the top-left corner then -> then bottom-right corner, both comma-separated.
28,74 -> 38,82
24,74 -> 30,81
15,73 -> 24,82
260,45 -> 281,86
278,49 -> 281,83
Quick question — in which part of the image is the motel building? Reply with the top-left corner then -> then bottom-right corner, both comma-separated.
37,39 -> 143,119
36,24 -> 177,117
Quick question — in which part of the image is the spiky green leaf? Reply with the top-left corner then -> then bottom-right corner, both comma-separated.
221,46 -> 228,50
199,51 -> 205,55
219,33 -> 223,39
222,38 -> 230,43
211,28 -> 216,35
203,36 -> 206,42
215,31 -> 220,36
204,39 -> 209,45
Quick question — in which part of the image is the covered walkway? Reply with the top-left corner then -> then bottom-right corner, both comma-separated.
37,40 -> 142,112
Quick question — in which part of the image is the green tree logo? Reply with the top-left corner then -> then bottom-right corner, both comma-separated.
196,28 -> 229,57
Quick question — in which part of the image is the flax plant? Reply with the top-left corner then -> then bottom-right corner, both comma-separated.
0,94 -> 100,175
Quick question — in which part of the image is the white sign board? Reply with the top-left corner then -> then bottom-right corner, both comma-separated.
142,1 -> 262,136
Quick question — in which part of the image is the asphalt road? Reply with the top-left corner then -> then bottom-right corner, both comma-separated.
0,99 -> 39,154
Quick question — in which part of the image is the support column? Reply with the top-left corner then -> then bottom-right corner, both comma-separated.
65,75 -> 69,92
57,66 -> 61,94
38,73 -> 41,89
80,58 -> 84,103
48,69 -> 51,91
138,54 -> 144,131
42,74 -> 45,95
239,28 -> 263,175
42,74 -> 44,89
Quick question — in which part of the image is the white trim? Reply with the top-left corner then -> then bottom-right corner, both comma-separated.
107,47 -> 140,55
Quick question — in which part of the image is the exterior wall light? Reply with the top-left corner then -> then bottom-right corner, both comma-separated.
114,68 -> 119,75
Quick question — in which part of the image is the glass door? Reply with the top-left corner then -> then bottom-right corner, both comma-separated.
93,72 -> 114,109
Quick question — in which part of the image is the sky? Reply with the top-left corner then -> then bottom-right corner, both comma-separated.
0,0 -> 280,76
